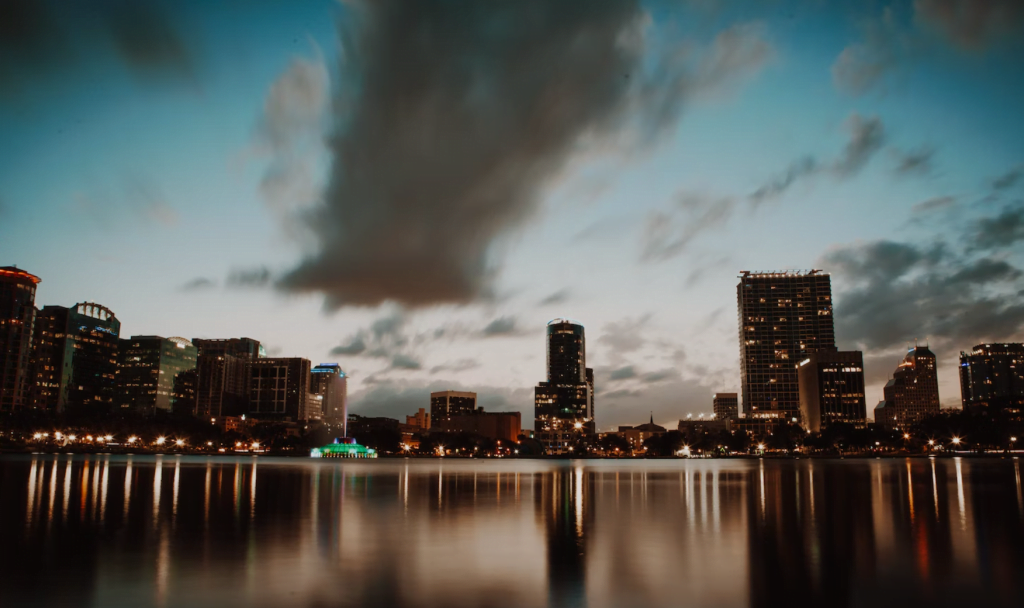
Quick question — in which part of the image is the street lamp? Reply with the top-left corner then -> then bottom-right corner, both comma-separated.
928,439 -> 935,446
175,439 -> 185,447
951,436 -> 962,446
574,422 -> 583,430
155,437 -> 166,445
903,433 -> 910,440
128,436 -> 138,444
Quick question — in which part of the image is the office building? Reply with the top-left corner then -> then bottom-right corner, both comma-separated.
430,390 -> 477,425
406,407 -> 430,430
250,357 -> 312,421
737,270 -> 835,424
873,346 -> 940,429
31,302 -> 121,413
797,349 -> 866,433
0,266 -> 39,411
617,416 -> 667,450
311,363 -> 347,432
959,343 -> 1024,416
117,336 -> 198,415
713,393 -> 738,420
534,319 -> 594,451
438,408 -> 522,442
193,337 -> 262,419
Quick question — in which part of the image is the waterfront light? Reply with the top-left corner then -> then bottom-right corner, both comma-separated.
127,436 -> 138,444
574,422 -> 583,430
928,439 -> 935,446
68,435 -> 76,441
757,443 -> 766,452
55,432 -> 62,439
252,442 -> 259,449
104,435 -> 112,441
952,437 -> 961,445
175,439 -> 185,447
33,433 -> 42,440
903,433 -> 910,440
402,444 -> 411,452
156,437 -> 166,445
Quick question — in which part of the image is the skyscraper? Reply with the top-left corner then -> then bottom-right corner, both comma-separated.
959,343 -> 1024,416
116,336 -> 198,415
737,270 -> 835,424
535,318 -> 593,451
31,302 -> 121,413
0,266 -> 39,411
713,393 -> 739,420
797,349 -> 866,433
430,390 -> 477,425
192,338 -> 262,419
249,357 -> 312,421
311,363 -> 348,433
873,346 -> 940,429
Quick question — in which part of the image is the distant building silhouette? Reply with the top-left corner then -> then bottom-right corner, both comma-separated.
874,346 -> 940,429
430,390 -> 476,425
311,363 -> 347,432
31,302 -> 120,413
406,407 -> 431,430
438,407 -> 521,442
959,343 -> 1024,416
535,318 -> 594,452
713,392 -> 739,420
116,336 -> 198,415
193,338 -> 262,419
737,270 -> 835,425
250,357 -> 313,421
797,349 -> 866,433
0,266 -> 40,411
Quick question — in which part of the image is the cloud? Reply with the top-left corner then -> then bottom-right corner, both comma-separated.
226,266 -> 271,288
825,210 -> 1024,352
749,114 -> 884,205
179,277 -> 216,292
330,337 -> 367,356
482,316 -> 517,337
276,2 -> 773,308
641,192 -> 736,261
0,0 -> 197,97
609,366 -> 637,381
641,368 -> 679,383
892,146 -> 936,176
429,359 -> 480,374
538,289 -> 571,306
124,175 -> 178,226
992,165 -> 1024,191
967,205 -> 1024,251
911,195 -> 956,214
914,0 -> 1024,51
598,315 -> 651,354
390,354 -> 421,370
831,8 -> 906,95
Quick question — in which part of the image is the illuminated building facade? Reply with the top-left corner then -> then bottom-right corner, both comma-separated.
959,343 -> 1024,416
406,407 -> 430,430
737,270 -> 835,424
430,390 -> 477,425
873,346 -> 940,429
193,337 -> 262,419
249,357 -> 312,421
713,393 -> 739,420
437,408 -> 522,442
797,349 -> 866,433
311,363 -> 348,432
0,266 -> 39,411
535,319 -> 594,451
116,336 -> 198,415
31,302 -> 121,413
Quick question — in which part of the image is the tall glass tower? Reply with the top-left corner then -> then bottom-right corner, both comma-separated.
535,319 -> 594,451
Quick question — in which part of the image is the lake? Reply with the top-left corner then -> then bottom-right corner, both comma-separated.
0,455 -> 1021,608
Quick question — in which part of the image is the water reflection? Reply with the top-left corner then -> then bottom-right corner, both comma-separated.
0,455 -> 1022,608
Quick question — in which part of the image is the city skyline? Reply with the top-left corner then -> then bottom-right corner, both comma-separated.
2,1 -> 1024,429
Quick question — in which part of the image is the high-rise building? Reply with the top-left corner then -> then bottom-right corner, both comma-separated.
406,407 -> 431,430
31,302 -> 121,413
0,266 -> 40,411
873,346 -> 940,429
116,336 -> 198,415
311,363 -> 348,432
797,349 -> 866,433
250,357 -> 312,421
192,338 -> 262,419
430,390 -> 477,425
959,343 -> 1024,416
713,393 -> 739,420
586,367 -> 595,422
737,270 -> 835,424
535,318 -> 594,451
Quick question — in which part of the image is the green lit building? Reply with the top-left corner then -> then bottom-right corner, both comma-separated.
311,437 -> 377,459
117,336 -> 198,415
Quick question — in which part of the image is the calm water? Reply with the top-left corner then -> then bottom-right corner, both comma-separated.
1,455 -> 1022,608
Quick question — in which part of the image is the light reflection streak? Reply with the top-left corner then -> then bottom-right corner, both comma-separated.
62,459 -> 72,523
124,458 -> 133,520
932,459 -> 939,520
574,466 -> 583,538
204,462 -> 212,527
438,466 -> 443,509
403,465 -> 408,512
955,458 -> 966,530
155,527 -> 170,608
907,461 -> 915,523
759,460 -> 765,521
26,457 -> 38,526
700,470 -> 708,526
686,468 -> 694,528
81,458 -> 91,520
99,457 -> 109,523
808,463 -> 816,525
712,470 -> 720,532
47,458 -> 58,526
153,456 -> 163,526
1015,460 -> 1022,520
91,456 -> 101,515
250,460 -> 257,518
172,458 -> 181,522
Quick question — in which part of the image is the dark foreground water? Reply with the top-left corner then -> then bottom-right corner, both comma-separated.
1,455 -> 1022,608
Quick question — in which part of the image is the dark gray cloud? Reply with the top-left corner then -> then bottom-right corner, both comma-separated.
482,316 -> 517,337
598,315 -> 651,354
749,114 -> 885,206
967,205 -> 1024,251
179,277 -> 216,292
609,366 -> 637,381
914,0 -> 1024,50
992,165 -> 1024,191
825,229 -> 1024,352
0,0 -> 196,97
276,1 -> 772,308
641,368 -> 679,383
390,354 -> 421,370
538,289 -> 571,306
911,195 -> 956,214
429,359 -> 480,374
892,146 -> 936,176
226,266 -> 272,288
330,338 -> 367,356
